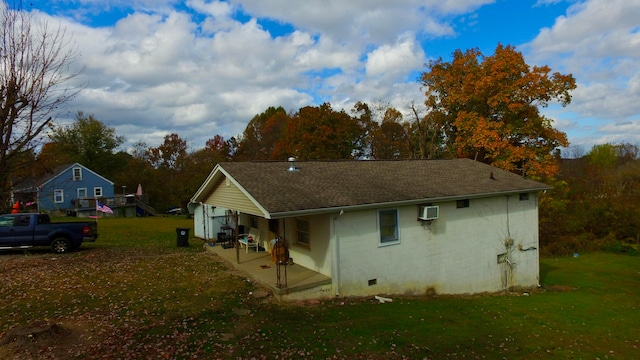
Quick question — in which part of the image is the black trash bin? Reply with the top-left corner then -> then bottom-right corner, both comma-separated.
176,228 -> 190,247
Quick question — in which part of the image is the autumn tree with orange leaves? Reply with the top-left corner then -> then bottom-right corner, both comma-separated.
370,106 -> 412,159
276,103 -> 371,160
235,106 -> 290,161
421,44 -> 576,179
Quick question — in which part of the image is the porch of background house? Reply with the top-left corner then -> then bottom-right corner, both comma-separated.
67,194 -> 157,217
203,242 -> 331,300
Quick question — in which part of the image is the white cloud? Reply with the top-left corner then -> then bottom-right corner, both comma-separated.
365,33 -> 425,80
234,0 -> 491,43
524,0 -> 640,147
50,6 -> 332,147
186,0 -> 234,18
33,1 -> 498,151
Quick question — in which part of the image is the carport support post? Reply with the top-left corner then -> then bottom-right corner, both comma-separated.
234,211 -> 239,264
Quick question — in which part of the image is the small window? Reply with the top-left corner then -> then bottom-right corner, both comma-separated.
77,188 -> 87,199
54,189 -> 64,203
456,199 -> 470,208
296,218 -> 310,247
519,193 -> 529,201
94,187 -> 103,197
73,167 -> 82,181
379,209 -> 399,245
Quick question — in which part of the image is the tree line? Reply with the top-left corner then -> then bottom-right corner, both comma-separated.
30,111 -> 640,255
542,143 -> 640,255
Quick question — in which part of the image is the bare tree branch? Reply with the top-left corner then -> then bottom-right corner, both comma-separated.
0,1 -> 82,209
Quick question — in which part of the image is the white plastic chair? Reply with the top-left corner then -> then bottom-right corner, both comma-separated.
238,227 -> 261,253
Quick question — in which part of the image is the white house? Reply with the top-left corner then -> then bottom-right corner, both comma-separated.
188,202 -> 232,243
190,158 -> 549,300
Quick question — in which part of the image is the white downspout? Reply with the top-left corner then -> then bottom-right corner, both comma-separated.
536,193 -> 541,287
332,210 -> 344,296
200,202 -> 207,240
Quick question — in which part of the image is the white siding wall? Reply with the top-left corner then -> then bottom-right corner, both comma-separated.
206,178 -> 262,216
284,214 -> 333,276
331,194 -> 540,297
192,204 -> 229,241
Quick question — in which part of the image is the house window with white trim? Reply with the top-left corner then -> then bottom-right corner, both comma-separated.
94,187 -> 102,197
54,189 -> 64,203
296,218 -> 310,247
73,167 -> 82,181
378,209 -> 399,245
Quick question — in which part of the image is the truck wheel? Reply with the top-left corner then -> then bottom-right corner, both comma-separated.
51,238 -> 71,254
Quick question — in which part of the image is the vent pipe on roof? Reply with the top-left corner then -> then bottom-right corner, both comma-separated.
288,157 -> 299,172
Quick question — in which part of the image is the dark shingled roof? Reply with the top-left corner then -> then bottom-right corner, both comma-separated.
217,158 -> 550,216
13,163 -> 75,192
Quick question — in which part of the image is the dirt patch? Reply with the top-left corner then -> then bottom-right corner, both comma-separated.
543,284 -> 578,292
0,321 -> 92,360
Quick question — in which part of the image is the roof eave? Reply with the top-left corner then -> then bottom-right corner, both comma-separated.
189,165 -> 272,219
267,187 -> 550,219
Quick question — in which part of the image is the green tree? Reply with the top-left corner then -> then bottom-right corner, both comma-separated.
421,44 -> 576,179
36,142 -> 73,171
541,143 -> 640,254
0,2 -> 81,208
349,101 -> 378,159
47,112 -> 125,178
146,134 -> 190,211
584,143 -> 640,198
187,135 -> 232,195
113,141 -> 158,208
586,144 -> 618,170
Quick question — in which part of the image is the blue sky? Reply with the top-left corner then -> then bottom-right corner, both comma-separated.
21,0 -> 640,156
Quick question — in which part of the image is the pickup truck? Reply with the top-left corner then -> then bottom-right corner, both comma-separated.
0,213 -> 98,254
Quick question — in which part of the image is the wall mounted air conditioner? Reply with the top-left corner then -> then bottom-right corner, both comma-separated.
418,205 -> 439,221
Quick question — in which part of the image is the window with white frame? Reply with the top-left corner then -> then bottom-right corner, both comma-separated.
54,189 -> 64,203
296,218 -> 310,247
73,167 -> 82,181
378,209 -> 399,245
94,187 -> 102,197
77,188 -> 87,198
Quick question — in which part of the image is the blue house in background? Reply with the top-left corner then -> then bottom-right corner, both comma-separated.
14,163 -> 115,216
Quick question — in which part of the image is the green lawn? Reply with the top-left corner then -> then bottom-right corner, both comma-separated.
1,216 -> 638,359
